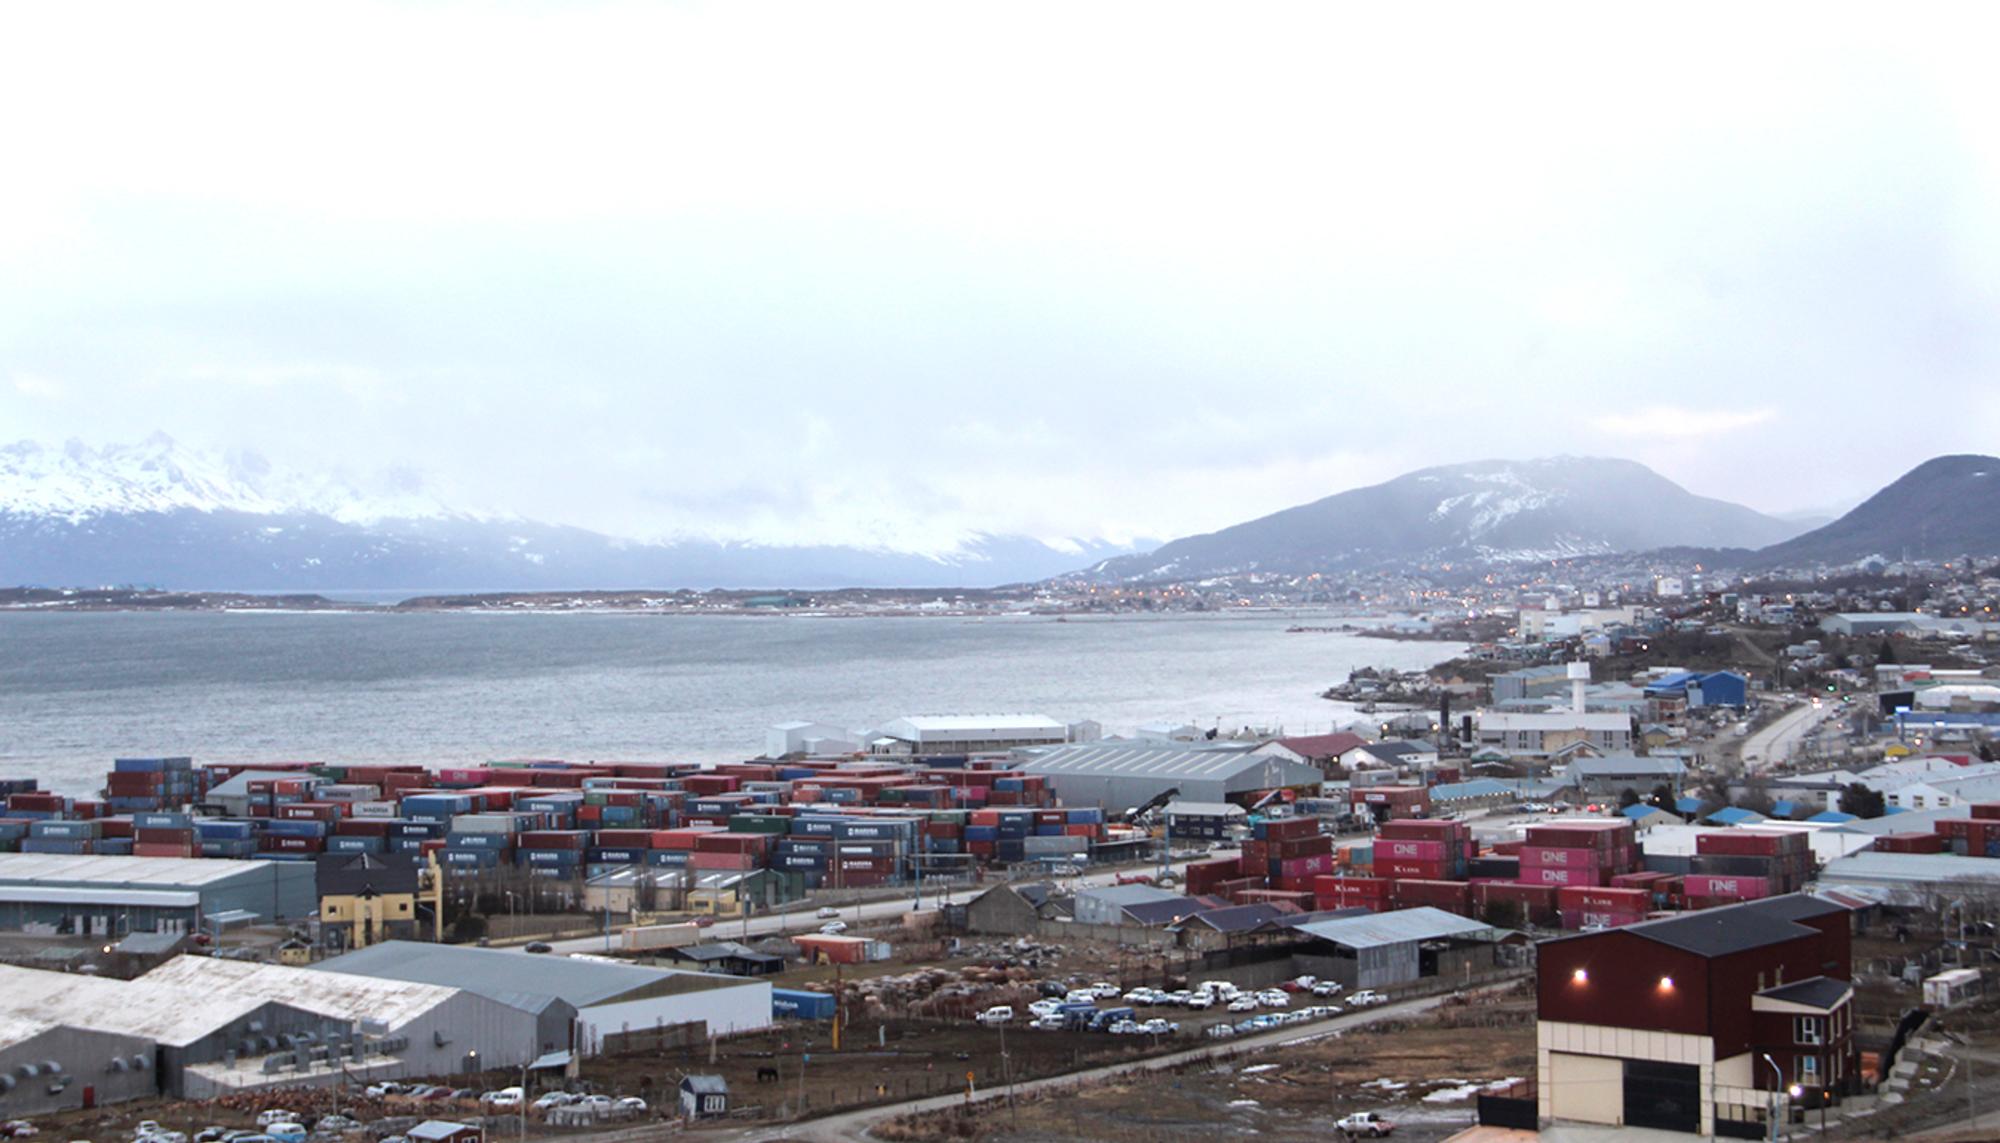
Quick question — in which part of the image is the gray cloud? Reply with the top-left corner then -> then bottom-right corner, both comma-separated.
1,3 -> 1995,551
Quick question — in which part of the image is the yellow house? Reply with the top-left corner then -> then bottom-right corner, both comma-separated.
317,853 -> 436,952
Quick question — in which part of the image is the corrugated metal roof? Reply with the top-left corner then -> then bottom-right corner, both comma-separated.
143,955 -> 458,1029
318,940 -> 742,1009
0,852 -> 273,888
0,1014 -> 57,1053
1018,743 -> 1313,783
0,962 -> 271,1046
1289,907 -> 1498,949
1821,851 -> 2000,885
0,886 -> 200,907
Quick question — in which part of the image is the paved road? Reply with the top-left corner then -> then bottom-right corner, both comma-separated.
723,984 -> 1510,1142
511,851 -> 1242,956
1740,699 -> 1840,772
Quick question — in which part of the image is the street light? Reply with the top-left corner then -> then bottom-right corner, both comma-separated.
1761,1054 -> 1786,1142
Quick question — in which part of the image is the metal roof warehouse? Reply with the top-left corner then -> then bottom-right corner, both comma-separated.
1288,907 -> 1506,991
0,853 -> 316,936
317,942 -> 773,1052
1014,742 -> 1323,811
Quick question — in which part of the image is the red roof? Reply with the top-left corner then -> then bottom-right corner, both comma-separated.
1278,732 -> 1368,759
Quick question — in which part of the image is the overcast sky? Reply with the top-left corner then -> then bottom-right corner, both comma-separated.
3,3 -> 1997,552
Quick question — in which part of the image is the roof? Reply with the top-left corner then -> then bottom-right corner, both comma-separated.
316,852 -> 421,897
142,955 -> 459,1029
1277,732 -> 1368,758
1121,898 -> 1206,926
0,852 -> 275,889
113,931 -> 188,956
1018,742 -> 1320,786
1176,903 -> 1298,933
1433,779 -> 1515,801
1566,754 -> 1686,778
0,1014 -> 58,1053
670,942 -> 783,965
1820,850 -> 2000,886
878,715 -> 1067,739
1759,977 -> 1852,1010
318,940 -> 742,1010
1611,902 -> 1820,958
1079,884 -> 1185,907
1705,807 -> 1768,825
1359,740 -> 1431,760
408,1123 -> 478,1142
0,962 -> 272,1047
1163,801 -> 1247,818
1807,811 -> 1857,824
1622,805 -> 1678,823
1290,907 -> 1500,949
682,1074 -> 729,1094
1477,712 -> 1634,731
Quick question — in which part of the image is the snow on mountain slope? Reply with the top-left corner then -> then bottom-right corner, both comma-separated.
0,434 -> 475,524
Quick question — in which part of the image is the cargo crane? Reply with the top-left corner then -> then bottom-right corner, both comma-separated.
1120,787 -> 1181,885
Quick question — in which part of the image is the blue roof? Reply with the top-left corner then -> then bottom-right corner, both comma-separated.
1621,803 -> 1655,819
1772,800 -> 1798,817
1706,807 -> 1768,825
1807,811 -> 1857,824
1675,796 -> 1704,814
1883,805 -> 1909,815
1431,778 -> 1514,801
1644,671 -> 1702,695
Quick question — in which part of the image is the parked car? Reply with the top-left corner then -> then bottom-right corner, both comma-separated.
975,1005 -> 1015,1026
1030,1015 -> 1067,1031
309,1115 -> 357,1132
815,906 -> 841,919
194,1129 -> 230,1143
254,1113 -> 295,1129
575,1095 -> 615,1113
480,1087 -> 525,1108
1028,999 -> 1061,1017
1336,1110 -> 1395,1136
532,1092 -> 574,1110
524,942 -> 553,954
1311,981 -> 1344,997
689,915 -> 716,928
1063,989 -> 1098,1005
1257,990 -> 1290,1008
1088,982 -> 1120,999
1205,1023 -> 1236,1039
818,921 -> 848,935
1226,997 -> 1258,1012
262,1125 -> 304,1143
615,1097 -> 647,1113
1347,990 -> 1384,1007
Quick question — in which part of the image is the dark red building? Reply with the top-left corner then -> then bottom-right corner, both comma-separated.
1535,894 -> 1858,1135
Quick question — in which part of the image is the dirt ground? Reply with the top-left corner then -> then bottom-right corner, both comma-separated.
872,985 -> 1538,1143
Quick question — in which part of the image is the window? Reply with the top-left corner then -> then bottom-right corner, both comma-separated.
1797,1055 -> 1819,1083
1796,1017 -> 1822,1045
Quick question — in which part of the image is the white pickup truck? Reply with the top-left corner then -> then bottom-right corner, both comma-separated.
1337,1110 -> 1395,1136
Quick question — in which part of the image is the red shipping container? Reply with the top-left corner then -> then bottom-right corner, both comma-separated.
1972,803 -> 2000,821
1378,858 -> 1451,880
134,827 -> 194,845
1696,830 -> 1804,857
1519,846 -> 1603,870
1275,835 -> 1333,859
1262,817 -> 1320,842
1874,832 -> 1944,854
1393,879 -> 1472,912
132,842 -> 193,858
688,850 -> 755,871
1557,886 -> 1652,911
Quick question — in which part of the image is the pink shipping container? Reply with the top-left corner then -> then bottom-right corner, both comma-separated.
1378,838 -> 1448,862
1522,864 -> 1606,887
1520,846 -> 1604,870
1273,854 -> 1335,879
688,850 -> 755,871
1682,873 -> 1770,900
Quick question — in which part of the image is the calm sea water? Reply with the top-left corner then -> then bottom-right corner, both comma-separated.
0,611 -> 1461,796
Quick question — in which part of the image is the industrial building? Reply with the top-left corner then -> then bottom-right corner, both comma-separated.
1562,754 -> 1687,799
0,853 -> 316,936
1815,851 -> 2000,905
870,714 -> 1078,755
1286,907 -> 1505,991
1012,741 -> 1323,814
1535,894 -> 1857,1136
317,942 -> 772,1054
1474,711 -> 1636,758
0,1013 -> 156,1116
141,956 -> 547,1095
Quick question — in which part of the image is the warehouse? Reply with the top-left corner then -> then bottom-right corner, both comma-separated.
0,962 -> 340,1098
1815,851 -> 2000,906
0,853 -> 316,935
1288,907 -> 1504,991
0,1014 -> 156,1116
142,956 -> 548,1095
871,714 -> 1075,755
317,942 -> 772,1054
1013,742 -> 1323,816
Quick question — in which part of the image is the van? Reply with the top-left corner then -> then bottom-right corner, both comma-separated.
975,1005 -> 1014,1025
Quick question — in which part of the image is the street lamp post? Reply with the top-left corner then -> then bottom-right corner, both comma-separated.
1761,1054 -> 1786,1142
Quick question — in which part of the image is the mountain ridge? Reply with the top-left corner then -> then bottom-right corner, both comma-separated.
1084,456 -> 1806,581
1745,454 -> 2000,569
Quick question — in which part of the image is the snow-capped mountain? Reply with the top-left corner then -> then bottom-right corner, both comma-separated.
0,435 -> 1137,591
1084,456 -> 1807,582
0,434 -> 473,525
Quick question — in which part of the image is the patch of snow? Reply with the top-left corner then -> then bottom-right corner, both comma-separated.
1362,1079 -> 1408,1091
1241,1064 -> 1279,1074
1227,1099 -> 1260,1108
1423,1083 -> 1485,1103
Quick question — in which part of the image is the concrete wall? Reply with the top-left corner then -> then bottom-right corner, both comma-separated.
0,1025 -> 157,1116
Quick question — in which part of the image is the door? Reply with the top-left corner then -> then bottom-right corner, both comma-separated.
1624,1059 -> 1701,1133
